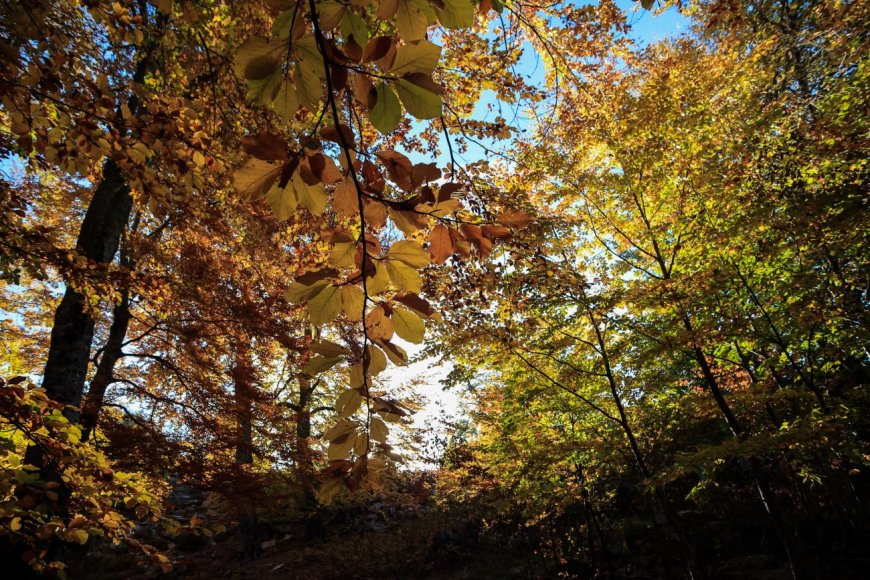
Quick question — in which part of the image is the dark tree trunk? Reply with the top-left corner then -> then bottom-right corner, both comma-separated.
80,287 -> 132,441
42,159 -> 133,415
233,351 -> 259,559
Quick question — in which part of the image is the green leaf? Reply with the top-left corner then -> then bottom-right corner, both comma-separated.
308,285 -> 342,324
341,10 -> 369,45
272,80 -> 299,120
246,70 -> 282,104
395,77 -> 442,119
392,305 -> 425,343
369,83 -> 402,134
388,40 -> 441,76
295,61 -> 323,112
435,0 -> 474,28
234,36 -> 282,80
388,240 -> 431,268
395,0 -> 432,41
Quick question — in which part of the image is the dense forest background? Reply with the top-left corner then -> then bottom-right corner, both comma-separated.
0,0 -> 867,578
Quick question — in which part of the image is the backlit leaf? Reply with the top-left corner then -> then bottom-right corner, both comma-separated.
388,240 -> 430,268
308,284 -> 341,324
392,305 -> 425,343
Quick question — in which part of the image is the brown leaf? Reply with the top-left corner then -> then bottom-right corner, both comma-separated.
374,150 -> 414,193
362,160 -> 385,194
352,73 -> 377,108
412,162 -> 441,189
362,36 -> 394,63
364,199 -> 389,229
333,179 -> 358,217
402,72 -> 443,95
365,305 -> 394,340
497,209 -> 534,229
240,131 -> 288,161
394,292 -> 437,318
428,224 -> 454,264
482,225 -> 512,240
321,124 -> 356,149
437,182 -> 463,202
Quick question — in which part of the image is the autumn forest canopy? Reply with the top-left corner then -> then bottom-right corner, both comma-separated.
0,0 -> 867,577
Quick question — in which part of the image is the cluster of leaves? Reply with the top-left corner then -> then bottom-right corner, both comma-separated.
0,377 -> 169,576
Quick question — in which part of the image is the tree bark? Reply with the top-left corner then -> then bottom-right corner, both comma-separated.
41,159 -> 133,415
80,287 -> 132,441
232,351 -> 259,558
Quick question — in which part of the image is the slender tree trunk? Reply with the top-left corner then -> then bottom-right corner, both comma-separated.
232,351 -> 258,558
79,288 -> 131,442
585,302 -> 701,579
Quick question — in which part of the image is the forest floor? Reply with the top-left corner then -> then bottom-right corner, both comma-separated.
66,492 -> 824,580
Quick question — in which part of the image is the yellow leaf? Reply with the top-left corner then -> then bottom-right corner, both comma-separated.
388,40 -> 441,76
388,239 -> 430,268
325,419 -> 356,441
365,345 -> 388,376
341,284 -> 365,320
318,477 -> 345,505
285,280 -> 328,303
266,182 -> 298,221
234,158 -> 280,200
366,262 -> 392,295
292,172 -> 328,215
310,340 -> 352,357
354,433 -> 369,456
370,417 -> 389,442
68,529 -> 89,545
330,242 -> 357,268
328,434 -> 355,460
385,260 -> 422,293
392,306 -> 425,343
308,285 -> 341,324
395,77 -> 442,119
336,389 -> 363,417
389,207 -> 428,236
435,0 -> 474,28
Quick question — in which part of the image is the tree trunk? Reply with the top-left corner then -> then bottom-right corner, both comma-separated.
80,287 -> 131,441
232,351 -> 258,559
41,159 -> 133,415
